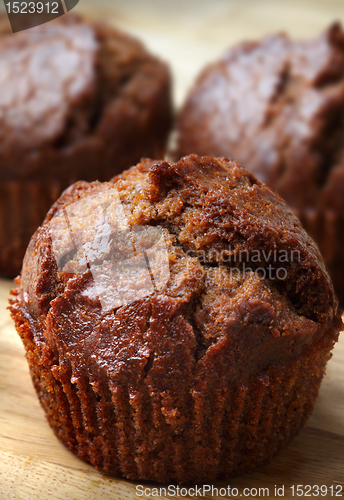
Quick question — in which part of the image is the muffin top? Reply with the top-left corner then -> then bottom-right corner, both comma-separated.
16,155 -> 340,389
178,24 -> 344,212
0,14 -> 171,179
0,14 -> 96,169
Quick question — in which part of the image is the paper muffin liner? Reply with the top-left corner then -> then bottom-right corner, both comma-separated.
0,178 -> 76,278
296,207 -> 344,303
10,290 -> 333,484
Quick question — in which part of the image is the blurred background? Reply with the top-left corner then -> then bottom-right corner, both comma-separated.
54,0 -> 344,105
1,0 -> 344,104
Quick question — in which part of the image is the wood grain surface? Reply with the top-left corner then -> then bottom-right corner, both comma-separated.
1,0 -> 344,498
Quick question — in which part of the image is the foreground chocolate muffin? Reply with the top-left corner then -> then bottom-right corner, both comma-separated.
10,155 -> 342,483
178,24 -> 344,302
0,13 -> 172,278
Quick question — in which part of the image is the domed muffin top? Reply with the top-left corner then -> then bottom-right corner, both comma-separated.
178,24 -> 344,211
16,156 -> 340,388
0,14 -> 96,168
0,14 -> 171,179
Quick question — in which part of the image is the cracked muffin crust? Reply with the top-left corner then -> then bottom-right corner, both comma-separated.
10,155 -> 342,483
0,13 -> 172,278
178,23 -> 344,303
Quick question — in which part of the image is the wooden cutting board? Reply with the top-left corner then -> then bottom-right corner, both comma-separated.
1,0 -> 344,498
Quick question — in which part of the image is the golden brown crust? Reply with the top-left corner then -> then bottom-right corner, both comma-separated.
10,155 -> 342,483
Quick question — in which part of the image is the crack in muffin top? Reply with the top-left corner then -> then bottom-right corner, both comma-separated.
17,155 -> 340,380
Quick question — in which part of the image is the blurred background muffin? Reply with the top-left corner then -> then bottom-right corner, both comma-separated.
177,23 -> 344,302
0,12 -> 172,278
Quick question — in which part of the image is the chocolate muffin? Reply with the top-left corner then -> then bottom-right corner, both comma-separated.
0,13 -> 172,278
178,23 -> 344,302
10,155 -> 342,483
